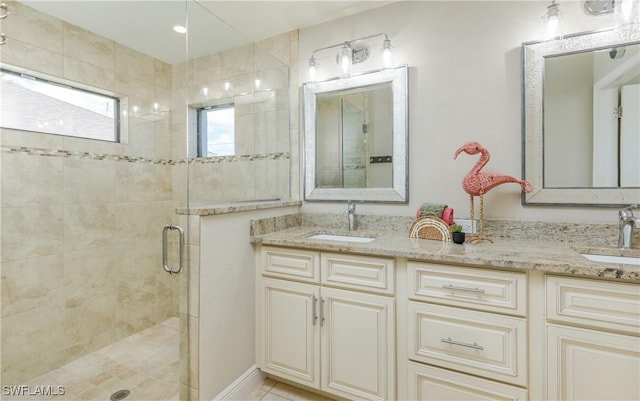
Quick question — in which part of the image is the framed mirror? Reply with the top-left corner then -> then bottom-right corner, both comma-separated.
303,65 -> 408,202
522,27 -> 640,206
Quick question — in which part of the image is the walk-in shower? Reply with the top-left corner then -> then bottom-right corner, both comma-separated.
0,1 -> 291,400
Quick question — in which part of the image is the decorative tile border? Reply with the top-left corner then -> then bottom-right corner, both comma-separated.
0,145 -> 289,165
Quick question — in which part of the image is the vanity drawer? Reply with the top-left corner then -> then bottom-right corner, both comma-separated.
408,301 -> 527,387
408,262 -> 527,316
546,275 -> 640,334
407,361 -> 528,401
261,246 -> 320,283
321,253 -> 394,295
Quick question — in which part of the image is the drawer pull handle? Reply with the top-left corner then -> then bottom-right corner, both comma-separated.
441,337 -> 484,350
442,284 -> 485,294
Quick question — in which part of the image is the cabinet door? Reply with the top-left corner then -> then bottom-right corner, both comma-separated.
260,278 -> 320,388
321,287 -> 395,401
547,324 -> 640,401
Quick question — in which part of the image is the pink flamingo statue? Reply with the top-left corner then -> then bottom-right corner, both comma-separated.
454,141 -> 533,243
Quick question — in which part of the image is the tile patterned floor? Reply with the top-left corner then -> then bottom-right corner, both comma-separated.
244,378 -> 336,401
2,317 -> 336,401
2,317 -> 180,401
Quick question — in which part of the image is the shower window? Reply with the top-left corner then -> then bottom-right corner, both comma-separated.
197,104 -> 235,157
0,68 -> 119,142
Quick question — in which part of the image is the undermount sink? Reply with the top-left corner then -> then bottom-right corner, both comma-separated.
581,253 -> 640,265
307,233 -> 376,243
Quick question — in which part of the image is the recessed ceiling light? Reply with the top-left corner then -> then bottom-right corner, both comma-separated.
173,25 -> 187,34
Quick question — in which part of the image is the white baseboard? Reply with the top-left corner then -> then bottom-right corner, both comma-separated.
213,365 -> 265,401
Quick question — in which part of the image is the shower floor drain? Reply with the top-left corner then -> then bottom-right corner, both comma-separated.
110,390 -> 130,401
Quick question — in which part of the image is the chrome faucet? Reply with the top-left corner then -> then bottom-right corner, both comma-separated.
618,205 -> 640,249
346,201 -> 356,231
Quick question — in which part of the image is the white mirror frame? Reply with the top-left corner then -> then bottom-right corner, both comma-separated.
522,27 -> 640,206
303,65 -> 408,202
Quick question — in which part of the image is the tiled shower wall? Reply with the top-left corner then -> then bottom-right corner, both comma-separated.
0,1 -> 181,385
173,32 -> 295,203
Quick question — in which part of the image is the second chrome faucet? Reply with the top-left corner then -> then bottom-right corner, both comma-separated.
619,205 -> 640,249
346,201 -> 356,231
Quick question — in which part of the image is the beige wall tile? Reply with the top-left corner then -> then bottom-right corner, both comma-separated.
115,162 -> 157,202
1,153 -> 63,207
116,73 -> 155,117
4,1 -> 63,54
64,247 -> 117,299
115,238 -> 157,295
1,206 -> 64,262
222,44 -> 254,78
188,163 -> 223,204
0,304 -> 66,384
115,44 -> 155,85
192,53 -> 222,86
155,60 -> 173,90
116,286 -> 156,337
63,158 -> 115,205
0,127 -> 63,148
63,57 -> 116,92
116,201 -> 157,241
256,32 -> 291,67
1,255 -> 65,317
62,22 -> 115,70
122,119 -> 156,158
64,288 -> 117,362
63,203 -> 116,252
222,161 -> 254,200
0,37 -> 63,76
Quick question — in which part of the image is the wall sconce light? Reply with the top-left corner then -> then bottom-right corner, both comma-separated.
542,0 -> 563,40
614,0 -> 640,29
306,33 -> 392,82
583,0 -> 639,31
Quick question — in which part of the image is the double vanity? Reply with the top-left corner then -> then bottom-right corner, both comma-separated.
253,223 -> 640,401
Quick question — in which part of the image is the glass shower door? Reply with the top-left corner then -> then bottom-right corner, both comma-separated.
0,1 -> 191,400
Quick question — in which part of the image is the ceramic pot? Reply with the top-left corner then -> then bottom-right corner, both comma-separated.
452,231 -> 465,244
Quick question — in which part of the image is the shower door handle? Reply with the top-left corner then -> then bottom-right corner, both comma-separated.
162,224 -> 184,274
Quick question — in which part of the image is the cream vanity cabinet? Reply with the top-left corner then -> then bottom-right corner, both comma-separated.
405,261 -> 529,401
545,275 -> 640,401
256,246 -> 395,401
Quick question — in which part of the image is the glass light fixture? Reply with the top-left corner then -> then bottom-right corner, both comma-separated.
308,55 -> 317,82
382,39 -> 393,69
542,0 -> 563,40
615,0 -> 640,29
173,25 -> 187,34
306,33 -> 392,82
339,44 -> 352,78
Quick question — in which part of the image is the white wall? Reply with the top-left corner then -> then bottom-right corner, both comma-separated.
299,0 -> 622,224
197,206 -> 299,400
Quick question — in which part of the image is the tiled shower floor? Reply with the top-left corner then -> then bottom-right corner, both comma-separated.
2,317 -> 180,401
2,316 -> 336,401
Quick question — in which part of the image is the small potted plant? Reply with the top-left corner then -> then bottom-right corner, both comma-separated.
452,224 -> 465,244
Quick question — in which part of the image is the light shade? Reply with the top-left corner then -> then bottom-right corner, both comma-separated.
542,1 -> 563,40
339,44 -> 352,78
308,56 -> 317,82
382,39 -> 393,69
615,0 -> 640,29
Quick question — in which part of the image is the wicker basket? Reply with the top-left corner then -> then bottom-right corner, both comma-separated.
409,215 -> 453,242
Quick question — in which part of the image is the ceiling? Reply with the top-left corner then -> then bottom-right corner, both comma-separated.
23,1 -> 394,65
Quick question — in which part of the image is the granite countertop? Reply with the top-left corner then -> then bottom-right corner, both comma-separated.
177,199 -> 302,216
252,227 -> 640,282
